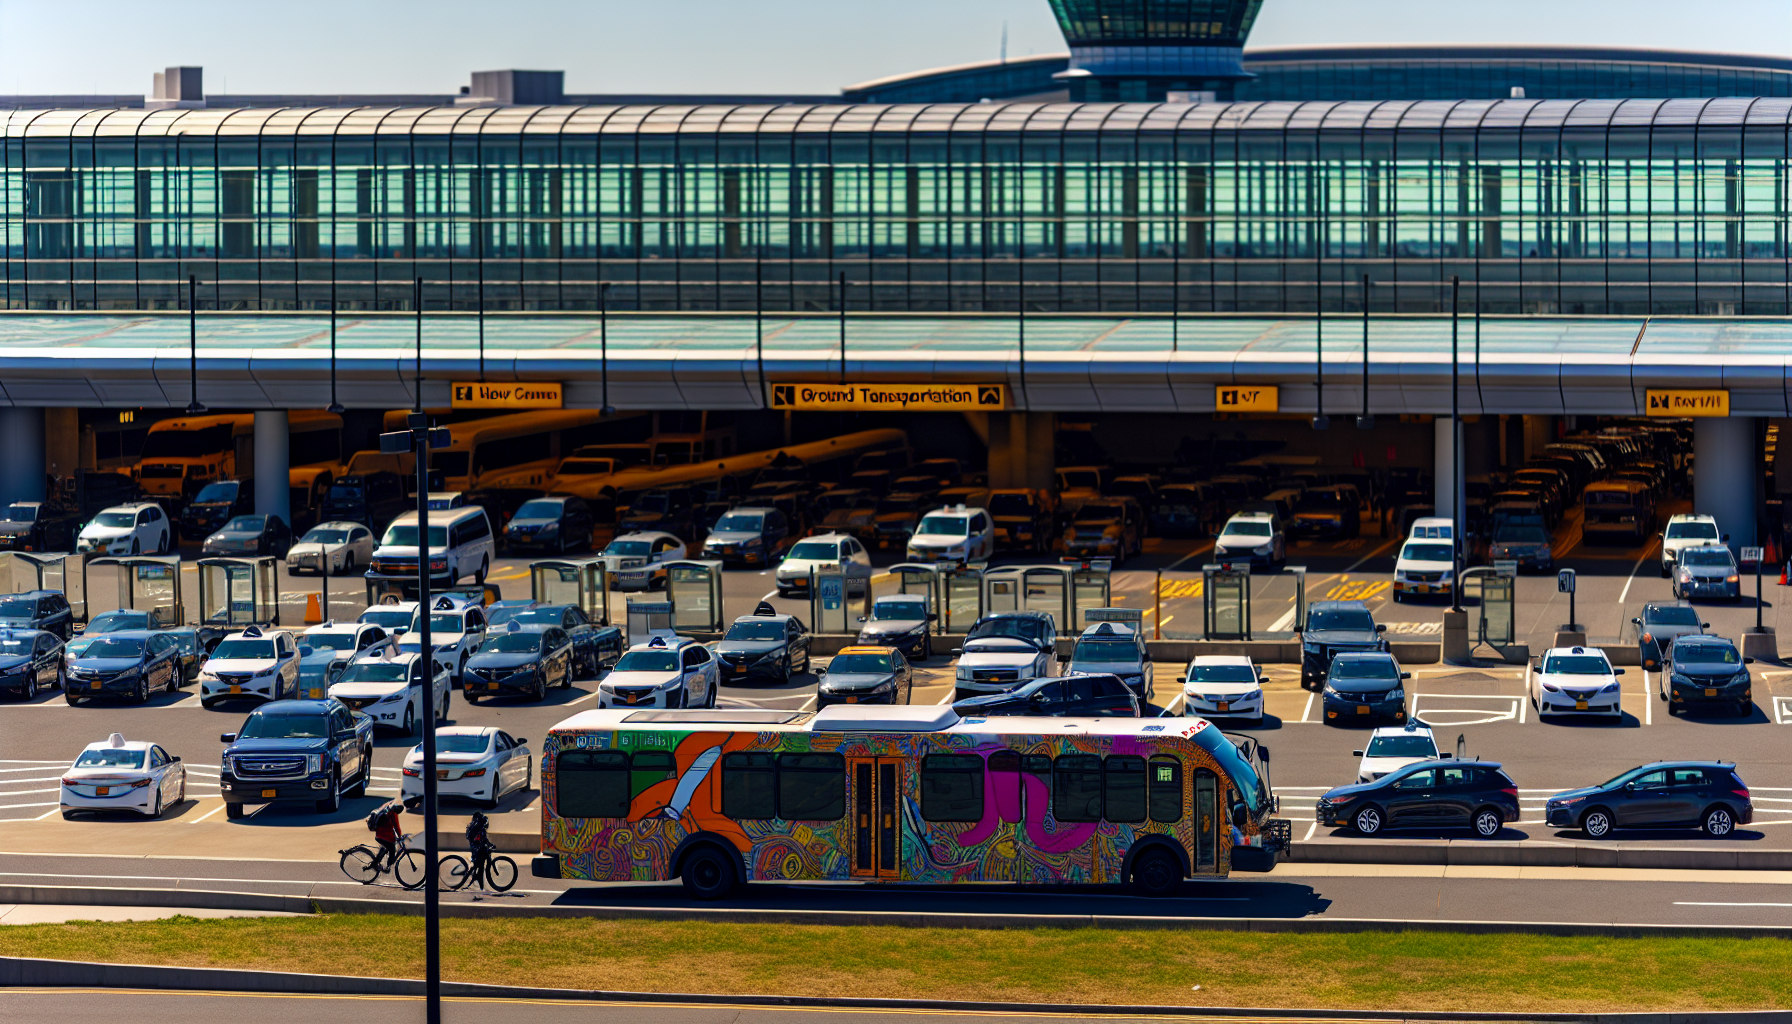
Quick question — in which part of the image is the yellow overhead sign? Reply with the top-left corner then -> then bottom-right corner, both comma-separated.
451,381 -> 564,410
1216,385 -> 1279,413
769,383 -> 1007,412
1645,389 -> 1728,418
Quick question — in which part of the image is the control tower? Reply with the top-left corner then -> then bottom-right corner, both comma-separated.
1048,0 -> 1263,101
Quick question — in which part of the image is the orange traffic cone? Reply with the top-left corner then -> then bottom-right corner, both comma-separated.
304,591 -> 323,625
1779,561 -> 1789,587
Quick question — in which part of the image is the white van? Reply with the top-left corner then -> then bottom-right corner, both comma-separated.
369,506 -> 496,587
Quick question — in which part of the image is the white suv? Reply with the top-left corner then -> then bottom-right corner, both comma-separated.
1211,511 -> 1284,569
906,506 -> 996,564
328,648 -> 451,735
597,634 -> 719,709
397,595 -> 488,684
77,502 -> 172,556
1660,514 -> 1721,577
776,533 -> 874,596
197,625 -> 301,707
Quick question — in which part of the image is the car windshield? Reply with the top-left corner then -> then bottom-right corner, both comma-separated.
87,612 -> 147,632
428,735 -> 491,755
916,516 -> 969,536
0,504 -> 37,522
603,540 -> 651,556
193,483 -> 239,503
1666,522 -> 1720,541
311,633 -> 367,652
1401,543 -> 1454,563
1366,735 -> 1437,758
381,524 -> 448,547
968,618 -> 1045,643
79,638 -> 144,658
483,632 -> 544,653
872,599 -> 926,621
239,713 -> 330,739
0,598 -> 36,617
1494,526 -> 1550,544
93,513 -> 137,528
1073,639 -> 1137,662
829,653 -> 894,674
1190,664 -> 1256,683
1645,606 -> 1701,626
74,749 -> 145,768
508,608 -> 569,627
988,494 -> 1034,516
1077,504 -> 1124,522
301,529 -> 349,544
213,638 -> 276,660
725,621 -> 785,641
1330,658 -> 1398,680
407,614 -> 464,635
1308,608 -> 1376,632
787,542 -> 840,561
1544,655 -> 1610,674
222,516 -> 265,532
1676,644 -> 1741,665
712,514 -> 762,533
614,650 -> 679,673
360,609 -> 412,629
0,635 -> 33,652
339,662 -> 412,684
513,500 -> 563,520
1222,521 -> 1272,538
1682,549 -> 1734,567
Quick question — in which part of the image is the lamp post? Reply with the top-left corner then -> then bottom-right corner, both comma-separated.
1312,243 -> 1328,431
755,261 -> 767,408
327,277 -> 343,416
1450,275 -> 1463,615
599,283 -> 613,416
837,272 -> 847,387
186,276 -> 205,415
1356,274 -> 1373,430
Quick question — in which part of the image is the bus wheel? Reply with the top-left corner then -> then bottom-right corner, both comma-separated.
679,845 -> 739,901
1128,847 -> 1182,897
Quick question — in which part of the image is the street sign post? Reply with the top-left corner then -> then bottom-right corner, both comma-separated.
1743,546 -> 1766,631
1557,568 -> 1579,632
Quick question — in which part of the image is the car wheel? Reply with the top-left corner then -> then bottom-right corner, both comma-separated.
149,790 -> 162,818
1703,806 -> 1736,837
23,673 -> 35,700
1352,805 -> 1385,836
475,557 -> 489,584
781,653 -> 793,685
134,676 -> 148,704
316,771 -> 341,814
1581,807 -> 1614,839
131,538 -> 140,555
346,753 -> 369,799
533,673 -> 547,703
403,703 -> 416,737
1472,808 -> 1502,838
169,665 -> 181,693
1739,700 -> 1753,718
225,802 -> 245,819
1127,847 -> 1183,897
679,844 -> 739,901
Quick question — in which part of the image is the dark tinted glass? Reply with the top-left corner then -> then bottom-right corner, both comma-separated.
921,754 -> 985,822
777,753 -> 845,821
722,752 -> 776,819
1149,758 -> 1182,823
1052,754 -> 1104,822
1104,755 -> 1147,823
556,750 -> 629,818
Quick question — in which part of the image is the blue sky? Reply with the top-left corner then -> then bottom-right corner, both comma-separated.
1,0 -> 1787,96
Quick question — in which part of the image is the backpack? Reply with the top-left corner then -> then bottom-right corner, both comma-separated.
365,807 -> 389,832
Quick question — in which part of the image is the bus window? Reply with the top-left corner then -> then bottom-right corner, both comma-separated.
987,750 -> 1022,824
1194,769 -> 1219,872
921,755 -> 984,822
1149,758 -> 1183,823
631,750 -> 676,799
1103,755 -> 1147,823
722,752 -> 776,819
777,753 -> 845,821
557,750 -> 629,818
1052,755 -> 1103,822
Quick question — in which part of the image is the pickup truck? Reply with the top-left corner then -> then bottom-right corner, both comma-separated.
219,698 -> 375,818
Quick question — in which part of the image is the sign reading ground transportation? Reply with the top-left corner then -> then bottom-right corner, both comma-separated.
451,382 -> 564,410
769,383 -> 1007,412
1645,389 -> 1728,418
1216,385 -> 1279,413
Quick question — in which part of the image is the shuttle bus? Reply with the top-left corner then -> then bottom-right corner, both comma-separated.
136,411 -> 342,501
534,705 -> 1287,898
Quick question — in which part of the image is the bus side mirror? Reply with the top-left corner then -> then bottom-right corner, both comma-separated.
1258,745 -> 1270,763
1230,804 -> 1248,828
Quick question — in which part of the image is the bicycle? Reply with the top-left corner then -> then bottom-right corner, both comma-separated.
438,843 -> 518,893
339,832 -> 429,890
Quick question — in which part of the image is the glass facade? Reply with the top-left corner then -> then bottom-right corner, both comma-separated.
1046,0 -> 1263,47
1240,50 -> 1792,103
4,97 -> 1790,317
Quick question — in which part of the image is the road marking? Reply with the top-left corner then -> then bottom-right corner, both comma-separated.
1302,820 -> 1318,842
1643,683 -> 1652,727
1324,580 -> 1390,601
29,806 -> 61,820
562,690 -> 602,708
1675,902 -> 1792,908
188,804 -> 226,824
1775,696 -> 1792,725
1409,692 -> 1521,727
1300,691 -> 1314,723
0,802 -> 58,810
1265,606 -> 1298,632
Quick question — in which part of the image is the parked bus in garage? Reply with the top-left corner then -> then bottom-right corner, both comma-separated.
532,705 -> 1288,899
389,410 -> 652,492
134,411 -> 343,502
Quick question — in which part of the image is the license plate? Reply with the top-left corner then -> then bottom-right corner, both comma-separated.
90,681 -> 100,691
229,685 -> 241,694
96,786 -> 110,796
1218,701 -> 1231,712
437,770 -> 449,780
308,689 -> 323,699
1706,688 -> 1718,698
1576,700 -> 1588,710
846,696 -> 859,704
735,666 -> 747,674
625,694 -> 638,704
1412,584 -> 1430,593
1356,705 -> 1370,715
261,789 -> 276,798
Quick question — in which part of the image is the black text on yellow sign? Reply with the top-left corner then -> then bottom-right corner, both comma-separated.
769,383 -> 1007,412
1216,385 -> 1279,413
1645,389 -> 1728,418
451,382 -> 564,410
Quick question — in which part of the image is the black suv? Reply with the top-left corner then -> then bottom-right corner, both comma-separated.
0,589 -> 74,639
1317,759 -> 1520,837
1546,762 -> 1753,838
1301,600 -> 1389,688
502,495 -> 595,555
1661,635 -> 1754,717
953,673 -> 1140,718
179,479 -> 254,541
0,501 -> 79,553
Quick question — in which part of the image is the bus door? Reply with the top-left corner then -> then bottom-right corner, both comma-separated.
1193,769 -> 1222,874
848,757 -> 901,879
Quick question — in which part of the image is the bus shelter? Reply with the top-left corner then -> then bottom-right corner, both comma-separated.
83,555 -> 183,626
980,564 -> 1112,634
1462,565 -> 1517,650
198,557 -> 280,629
663,559 -> 724,634
807,564 -> 854,634
530,558 -> 611,626
1061,558 -> 1113,632
1202,563 -> 1251,640
626,600 -> 674,643
941,564 -> 982,633
872,564 -> 943,633
0,551 -> 70,600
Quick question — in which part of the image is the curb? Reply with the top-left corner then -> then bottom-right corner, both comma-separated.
3,956 -> 1791,1022
1287,843 -> 1792,871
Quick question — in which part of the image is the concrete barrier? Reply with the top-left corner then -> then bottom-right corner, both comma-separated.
433,831 -> 539,854
0,885 -> 314,915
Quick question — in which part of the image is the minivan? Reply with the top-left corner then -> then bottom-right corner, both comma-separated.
368,506 -> 497,587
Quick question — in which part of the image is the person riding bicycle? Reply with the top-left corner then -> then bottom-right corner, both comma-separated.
465,811 -> 494,877
370,802 -> 404,872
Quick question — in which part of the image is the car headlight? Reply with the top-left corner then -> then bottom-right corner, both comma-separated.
743,537 -> 764,548
956,667 -> 974,681
1388,688 -> 1405,701
539,523 -> 560,536
1727,575 -> 1741,584
221,754 -> 234,774
1600,681 -> 1620,693
1551,795 -> 1586,807
1253,544 -> 1271,555
376,690 -> 406,703
306,754 -> 323,775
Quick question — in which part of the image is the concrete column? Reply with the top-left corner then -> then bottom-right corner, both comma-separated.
1433,415 -> 1463,521
1695,416 -> 1756,548
986,413 -> 1055,492
44,409 -> 78,486
254,410 -> 291,528
1024,411 -> 1055,493
0,408 -> 45,504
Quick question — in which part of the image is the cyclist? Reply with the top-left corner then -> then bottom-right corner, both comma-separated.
465,811 -> 494,884
370,802 -> 404,873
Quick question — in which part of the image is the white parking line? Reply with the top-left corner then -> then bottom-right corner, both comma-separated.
188,804 -> 227,824
1409,692 -> 1521,726
1774,696 -> 1792,725
1676,902 -> 1792,908
1300,692 -> 1314,723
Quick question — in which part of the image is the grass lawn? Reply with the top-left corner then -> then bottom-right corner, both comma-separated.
3,915 -> 1790,1012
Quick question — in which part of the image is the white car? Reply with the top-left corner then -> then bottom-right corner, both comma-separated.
1393,536 -> 1457,602
286,521 -> 376,576
1065,620 -> 1153,702
426,492 -> 468,511
196,626 -> 302,707
397,595 -> 489,683
359,600 -> 419,636
1660,514 -> 1722,577
401,726 -> 533,809
596,634 -> 719,709
906,506 -> 996,565
1179,655 -> 1264,720
775,533 -> 874,595
1211,511 -> 1284,569
598,532 -> 686,591
1529,645 -> 1626,719
59,733 -> 186,819
1352,721 -> 1440,782
76,502 -> 172,556
300,620 -> 396,690
328,648 -> 451,735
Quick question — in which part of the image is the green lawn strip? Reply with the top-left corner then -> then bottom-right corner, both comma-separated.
2,915 -> 1789,1012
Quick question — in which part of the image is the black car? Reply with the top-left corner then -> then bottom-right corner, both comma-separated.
461,488 -> 548,532
714,614 -> 812,683
855,593 -> 935,661
179,479 -> 254,541
463,624 -> 576,702
503,496 -> 595,555
84,608 -> 171,634
1321,652 -> 1410,725
953,672 -> 1141,718
0,501 -> 79,552
1661,635 -> 1754,717
202,514 -> 293,558
63,629 -> 184,705
815,646 -> 913,708
1634,603 -> 1706,672
1546,761 -> 1753,838
322,472 -> 408,533
0,589 -> 74,639
219,699 -> 375,817
486,601 -> 624,679
0,628 -> 65,700
1318,759 -> 1520,837
1301,600 -> 1389,688
159,625 -> 215,676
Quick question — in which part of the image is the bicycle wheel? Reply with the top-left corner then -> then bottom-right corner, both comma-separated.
438,854 -> 472,892
394,849 -> 430,890
484,855 -> 518,893
339,847 -> 380,885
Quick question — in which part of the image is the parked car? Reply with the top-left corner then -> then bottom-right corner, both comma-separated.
63,630 -> 184,705
714,613 -> 812,684
202,514 -> 294,558
1320,651 -> 1410,725
398,595 -> 488,684
1316,759 -> 1520,837
952,611 -> 1059,702
400,726 -> 533,810
179,479 -> 254,542
1581,479 -> 1656,546
953,672 -> 1140,718
599,532 -> 686,591
218,698 -> 375,817
1300,601 -> 1389,688
596,634 -> 719,710
1064,620 -> 1153,703
59,733 -> 187,820
907,505 -> 997,565
699,506 -> 791,567
462,623 -> 576,702
1178,655 -> 1263,721
855,593 -> 935,661
369,506 -> 497,588
871,493 -> 926,551
286,521 -> 376,576
1672,545 -> 1741,602
1487,521 -> 1554,573
0,628 -> 65,701
1527,645 -> 1625,720
503,496 -> 596,555
1059,498 -> 1145,561
0,589 -> 74,639
1632,602 -> 1705,671
1660,514 -> 1722,577
1546,761 -> 1752,838
775,533 -> 874,597
1211,511 -> 1283,569
1352,720 -> 1440,783
485,602 -> 624,679
327,649 -> 451,732
0,500 -> 80,552
196,626 -> 303,708
1288,485 -> 1362,539
1392,536 -> 1456,603
1660,634 -> 1754,718
988,488 -> 1056,552
83,608 -> 171,634
77,502 -> 173,557
815,645 -> 912,708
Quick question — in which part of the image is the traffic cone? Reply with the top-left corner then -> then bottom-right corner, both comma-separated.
304,592 -> 323,625
1780,560 -> 1789,588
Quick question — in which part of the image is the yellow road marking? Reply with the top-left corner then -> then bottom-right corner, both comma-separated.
1324,580 -> 1390,601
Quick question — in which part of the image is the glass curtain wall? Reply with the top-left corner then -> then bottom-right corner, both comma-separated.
2,98 -> 1788,316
